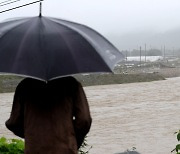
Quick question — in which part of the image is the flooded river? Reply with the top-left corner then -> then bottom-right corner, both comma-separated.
1,77 -> 180,154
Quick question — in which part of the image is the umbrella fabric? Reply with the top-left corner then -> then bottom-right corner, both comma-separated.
0,16 -> 124,81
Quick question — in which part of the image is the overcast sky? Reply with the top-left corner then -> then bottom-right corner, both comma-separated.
0,0 -> 180,49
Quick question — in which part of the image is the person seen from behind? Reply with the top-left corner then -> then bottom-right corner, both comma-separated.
6,76 -> 92,154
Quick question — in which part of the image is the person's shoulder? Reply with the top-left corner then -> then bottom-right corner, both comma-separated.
18,78 -> 39,85
49,76 -> 83,90
15,78 -> 31,92
17,78 -> 45,89
50,76 -> 78,84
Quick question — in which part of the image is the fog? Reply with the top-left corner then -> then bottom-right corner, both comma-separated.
1,0 -> 180,50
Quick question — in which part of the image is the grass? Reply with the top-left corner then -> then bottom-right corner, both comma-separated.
74,73 -> 165,86
0,73 -> 165,93
0,75 -> 23,93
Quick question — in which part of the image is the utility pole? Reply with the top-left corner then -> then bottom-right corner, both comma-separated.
140,46 -> 141,67
164,45 -> 166,61
126,50 -> 128,62
129,49 -> 131,57
145,44 -> 146,62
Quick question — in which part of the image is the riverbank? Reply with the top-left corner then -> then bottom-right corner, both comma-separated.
2,59 -> 180,92
0,72 -> 165,93
2,58 -> 180,92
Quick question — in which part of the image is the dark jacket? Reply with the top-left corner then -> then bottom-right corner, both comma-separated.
6,77 -> 92,154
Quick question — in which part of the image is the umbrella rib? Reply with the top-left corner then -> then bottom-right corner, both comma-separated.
47,17 -> 122,70
54,29 -> 81,73
48,18 -> 101,52
0,18 -> 31,38
41,17 -> 81,76
47,17 -> 112,70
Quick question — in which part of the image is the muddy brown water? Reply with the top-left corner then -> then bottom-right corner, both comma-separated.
0,77 -> 180,154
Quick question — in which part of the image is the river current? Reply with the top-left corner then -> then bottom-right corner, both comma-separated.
1,77 -> 180,154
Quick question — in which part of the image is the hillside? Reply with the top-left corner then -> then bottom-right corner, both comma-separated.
107,28 -> 180,51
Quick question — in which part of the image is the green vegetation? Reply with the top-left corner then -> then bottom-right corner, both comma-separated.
0,137 -> 24,154
0,73 -> 165,93
0,137 -> 91,154
172,130 -> 180,154
0,75 -> 23,93
75,73 -> 164,87
123,48 -> 162,56
78,137 -> 92,154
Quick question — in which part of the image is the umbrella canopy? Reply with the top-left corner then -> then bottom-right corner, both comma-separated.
0,16 -> 124,81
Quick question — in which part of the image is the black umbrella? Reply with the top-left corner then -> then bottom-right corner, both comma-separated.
0,16 -> 124,81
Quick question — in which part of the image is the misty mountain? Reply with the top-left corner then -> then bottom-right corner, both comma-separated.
106,28 -> 180,51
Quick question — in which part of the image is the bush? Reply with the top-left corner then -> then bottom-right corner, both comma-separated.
0,137 -> 91,154
0,137 -> 24,154
78,137 -> 92,154
172,130 -> 180,154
